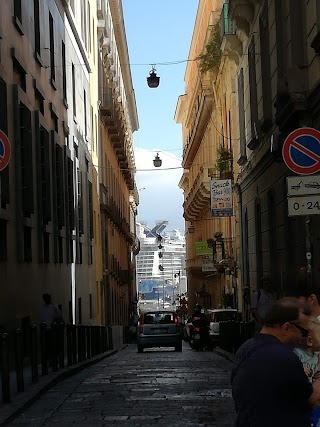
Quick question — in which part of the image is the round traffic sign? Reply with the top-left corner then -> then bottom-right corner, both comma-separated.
0,130 -> 11,172
282,127 -> 320,175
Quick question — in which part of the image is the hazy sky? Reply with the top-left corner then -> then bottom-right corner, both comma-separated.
122,1 -> 198,233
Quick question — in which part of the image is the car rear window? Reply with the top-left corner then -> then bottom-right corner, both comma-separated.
143,312 -> 174,324
214,311 -> 238,322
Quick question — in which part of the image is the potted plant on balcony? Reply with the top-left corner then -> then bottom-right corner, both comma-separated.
214,231 -> 223,241
216,145 -> 232,179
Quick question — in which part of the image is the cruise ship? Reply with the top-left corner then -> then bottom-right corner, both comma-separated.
136,221 -> 187,312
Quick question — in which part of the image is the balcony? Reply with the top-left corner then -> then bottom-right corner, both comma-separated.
220,2 -> 242,64
228,0 -> 257,36
183,167 -> 211,221
182,88 -> 214,169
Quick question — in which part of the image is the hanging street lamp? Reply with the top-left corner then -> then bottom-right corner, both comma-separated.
153,153 -> 162,167
147,66 -> 160,88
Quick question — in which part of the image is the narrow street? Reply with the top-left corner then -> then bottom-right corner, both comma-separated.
6,342 -> 236,426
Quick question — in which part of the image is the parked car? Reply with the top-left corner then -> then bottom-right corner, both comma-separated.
207,308 -> 240,344
136,311 -> 182,353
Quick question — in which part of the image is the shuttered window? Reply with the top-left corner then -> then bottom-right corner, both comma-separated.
247,37 -> 259,149
237,69 -> 246,163
259,0 -> 272,132
20,104 -> 34,216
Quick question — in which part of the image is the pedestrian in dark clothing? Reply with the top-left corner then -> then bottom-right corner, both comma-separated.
231,297 -> 320,427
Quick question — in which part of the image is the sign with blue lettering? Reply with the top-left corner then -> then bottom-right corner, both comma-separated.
282,127 -> 320,175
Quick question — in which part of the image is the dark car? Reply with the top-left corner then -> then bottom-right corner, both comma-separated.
136,311 -> 182,353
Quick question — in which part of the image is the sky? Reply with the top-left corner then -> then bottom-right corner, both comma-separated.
122,1 -> 199,233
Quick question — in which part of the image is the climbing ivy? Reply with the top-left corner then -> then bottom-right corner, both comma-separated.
197,21 -> 221,74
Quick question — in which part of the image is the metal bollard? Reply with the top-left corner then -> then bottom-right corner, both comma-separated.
86,326 -> 91,359
108,325 -> 113,350
30,325 -> 38,383
51,323 -> 58,372
58,323 -> 65,369
90,325 -> 95,357
40,322 -> 48,375
1,333 -> 11,403
66,324 -> 72,366
82,325 -> 87,360
15,328 -> 24,392
72,324 -> 77,365
77,325 -> 82,363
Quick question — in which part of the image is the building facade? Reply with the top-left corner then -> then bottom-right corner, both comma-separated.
177,0 -> 320,316
0,0 -> 139,331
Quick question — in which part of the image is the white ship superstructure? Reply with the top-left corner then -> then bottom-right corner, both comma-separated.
136,221 -> 187,311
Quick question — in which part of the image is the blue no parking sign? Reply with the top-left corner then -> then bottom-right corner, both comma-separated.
282,127 -> 320,175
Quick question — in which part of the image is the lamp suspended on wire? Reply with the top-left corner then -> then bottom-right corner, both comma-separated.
147,65 -> 160,88
153,153 -> 162,167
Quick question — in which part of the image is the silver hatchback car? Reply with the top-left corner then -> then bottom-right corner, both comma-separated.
136,311 -> 182,353
207,308 -> 240,344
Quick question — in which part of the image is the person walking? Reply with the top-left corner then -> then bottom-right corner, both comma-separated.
251,276 -> 276,332
232,297 -> 320,427
40,293 -> 62,328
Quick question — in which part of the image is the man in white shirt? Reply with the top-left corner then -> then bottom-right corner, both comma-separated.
40,293 -> 62,329
251,277 -> 276,332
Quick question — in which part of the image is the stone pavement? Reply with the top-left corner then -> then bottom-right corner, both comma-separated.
0,349 -> 120,426
3,342 -> 236,426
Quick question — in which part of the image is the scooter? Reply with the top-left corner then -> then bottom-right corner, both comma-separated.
189,324 -> 211,351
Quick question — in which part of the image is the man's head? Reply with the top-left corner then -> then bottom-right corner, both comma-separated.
307,318 -> 320,352
262,297 -> 309,347
260,276 -> 272,292
42,293 -> 52,305
289,288 -> 320,318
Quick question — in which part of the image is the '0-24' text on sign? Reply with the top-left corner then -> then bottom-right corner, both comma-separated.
287,195 -> 320,216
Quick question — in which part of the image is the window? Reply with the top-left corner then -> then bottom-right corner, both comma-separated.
20,104 -> 34,216
88,181 -> 93,239
62,41 -> 67,105
259,0 -> 272,132
255,198 -> 263,281
13,55 -> 26,92
43,231 -> 50,263
49,13 -> 55,86
77,170 -> 83,234
55,144 -> 65,228
23,226 -> 32,262
13,0 -> 23,34
78,297 -> 82,324
84,89 -> 87,138
34,0 -> 41,59
0,219 -> 7,261
237,69 -> 246,164
72,63 -> 76,119
40,127 -> 51,223
247,36 -> 259,150
58,236 -> 63,263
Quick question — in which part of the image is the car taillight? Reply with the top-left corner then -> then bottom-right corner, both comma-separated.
174,313 -> 179,324
194,327 -> 200,332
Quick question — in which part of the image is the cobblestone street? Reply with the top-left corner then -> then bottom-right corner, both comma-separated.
6,342 -> 236,426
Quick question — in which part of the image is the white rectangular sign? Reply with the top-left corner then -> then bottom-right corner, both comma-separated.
287,195 -> 320,216
287,175 -> 320,196
210,178 -> 233,217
